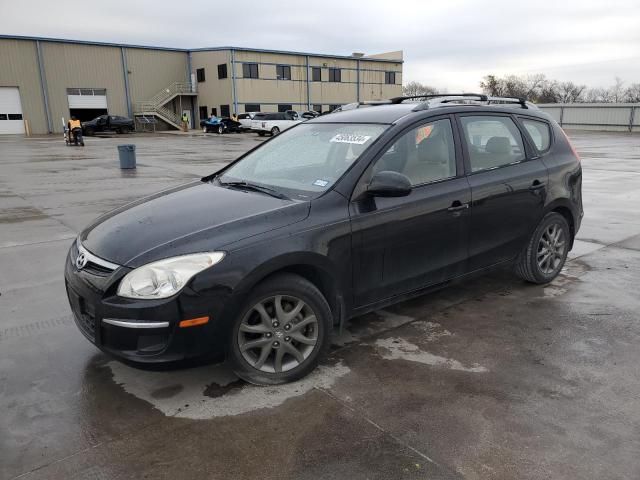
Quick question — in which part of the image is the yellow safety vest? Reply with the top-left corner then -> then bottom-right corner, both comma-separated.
69,119 -> 81,129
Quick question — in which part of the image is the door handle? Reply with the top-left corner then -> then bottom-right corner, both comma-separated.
447,201 -> 469,212
529,180 -> 546,191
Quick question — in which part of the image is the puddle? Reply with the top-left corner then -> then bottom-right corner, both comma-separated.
334,310 -> 415,346
375,337 -> 488,373
108,360 -> 350,419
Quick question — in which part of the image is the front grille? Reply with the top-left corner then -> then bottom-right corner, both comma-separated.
70,240 -> 119,277
83,260 -> 115,276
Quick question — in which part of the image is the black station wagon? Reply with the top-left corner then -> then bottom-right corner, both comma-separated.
65,94 -> 583,384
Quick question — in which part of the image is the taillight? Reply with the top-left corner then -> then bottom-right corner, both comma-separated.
560,128 -> 581,163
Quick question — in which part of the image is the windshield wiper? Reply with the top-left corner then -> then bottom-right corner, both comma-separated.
218,180 -> 290,200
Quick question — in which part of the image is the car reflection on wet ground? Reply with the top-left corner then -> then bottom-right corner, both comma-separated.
1,131 -> 639,480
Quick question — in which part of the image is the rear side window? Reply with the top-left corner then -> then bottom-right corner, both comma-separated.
460,116 -> 525,172
521,118 -> 551,152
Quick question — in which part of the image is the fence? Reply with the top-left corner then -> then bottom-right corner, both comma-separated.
537,103 -> 639,132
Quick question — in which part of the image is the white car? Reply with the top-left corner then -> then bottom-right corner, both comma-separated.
237,112 -> 258,130
251,111 -> 301,136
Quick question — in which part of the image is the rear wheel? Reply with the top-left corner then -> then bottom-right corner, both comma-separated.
120,126 -> 130,134
84,127 -> 94,136
271,126 -> 280,136
217,125 -> 224,134
515,212 -> 570,284
258,132 -> 266,137
229,274 -> 332,385
203,126 -> 209,133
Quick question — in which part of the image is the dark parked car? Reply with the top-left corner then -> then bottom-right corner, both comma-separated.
65,94 -> 583,385
83,115 -> 134,135
199,117 -> 243,134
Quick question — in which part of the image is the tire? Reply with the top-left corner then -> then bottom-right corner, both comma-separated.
515,212 -> 570,284
84,128 -> 93,136
217,125 -> 224,134
203,126 -> 209,133
270,126 -> 280,136
120,126 -> 130,134
229,273 -> 333,385
258,132 -> 266,137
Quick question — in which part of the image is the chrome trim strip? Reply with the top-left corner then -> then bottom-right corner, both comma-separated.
103,318 -> 170,329
77,242 -> 120,271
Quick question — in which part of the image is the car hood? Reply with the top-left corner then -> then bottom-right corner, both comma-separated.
80,181 -> 310,267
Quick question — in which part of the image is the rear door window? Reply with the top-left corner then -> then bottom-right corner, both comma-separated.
520,118 -> 551,152
460,115 -> 526,172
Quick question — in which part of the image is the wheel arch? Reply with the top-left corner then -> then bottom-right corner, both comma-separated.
544,199 -> 577,247
230,252 -> 345,327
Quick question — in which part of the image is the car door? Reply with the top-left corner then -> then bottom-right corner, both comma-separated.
456,113 -> 548,271
349,116 -> 471,307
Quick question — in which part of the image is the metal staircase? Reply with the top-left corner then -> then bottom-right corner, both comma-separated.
133,82 -> 196,130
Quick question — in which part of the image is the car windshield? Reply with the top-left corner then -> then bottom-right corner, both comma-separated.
217,123 -> 387,199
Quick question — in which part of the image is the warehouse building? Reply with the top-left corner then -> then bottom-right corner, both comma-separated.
0,35 -> 403,135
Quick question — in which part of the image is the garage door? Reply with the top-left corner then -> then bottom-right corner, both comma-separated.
67,88 -> 107,109
0,87 -> 25,135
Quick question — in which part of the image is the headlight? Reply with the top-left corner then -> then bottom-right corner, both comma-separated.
117,252 -> 225,299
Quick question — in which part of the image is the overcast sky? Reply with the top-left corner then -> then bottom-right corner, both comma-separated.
2,0 -> 639,91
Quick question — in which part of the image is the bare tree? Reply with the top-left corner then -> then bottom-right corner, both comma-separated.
556,82 -> 586,103
402,81 -> 439,97
609,77 -> 625,103
625,83 -> 640,102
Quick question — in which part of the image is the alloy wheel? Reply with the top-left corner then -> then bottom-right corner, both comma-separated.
238,295 -> 318,373
537,223 -> 566,275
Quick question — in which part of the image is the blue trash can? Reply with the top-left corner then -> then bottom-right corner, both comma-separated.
118,144 -> 136,169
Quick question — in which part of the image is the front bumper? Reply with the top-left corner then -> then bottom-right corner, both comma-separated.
64,242 -> 231,363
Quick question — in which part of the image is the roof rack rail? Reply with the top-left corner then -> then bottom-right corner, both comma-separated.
486,96 -> 534,109
389,93 -> 488,104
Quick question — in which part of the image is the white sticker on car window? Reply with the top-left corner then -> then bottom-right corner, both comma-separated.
313,179 -> 329,187
330,134 -> 372,145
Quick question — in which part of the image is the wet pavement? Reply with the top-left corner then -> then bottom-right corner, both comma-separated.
1,130 -> 639,480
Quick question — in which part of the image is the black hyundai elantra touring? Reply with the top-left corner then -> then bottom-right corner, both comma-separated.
65,94 -> 583,384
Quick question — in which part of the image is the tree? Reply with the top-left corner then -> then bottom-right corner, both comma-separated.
556,82 -> 586,103
625,83 -> 640,103
402,81 -> 440,97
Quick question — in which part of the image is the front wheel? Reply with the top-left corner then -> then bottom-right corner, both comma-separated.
515,212 -> 570,284
217,125 -> 224,134
202,126 -> 209,133
229,274 -> 332,385
120,126 -> 130,134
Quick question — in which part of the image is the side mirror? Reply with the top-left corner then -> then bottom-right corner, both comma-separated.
367,171 -> 412,197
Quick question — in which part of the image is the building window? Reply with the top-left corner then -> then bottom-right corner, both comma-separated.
199,106 -> 208,120
277,104 -> 293,112
385,71 -> 396,84
276,65 -> 291,80
312,104 -> 322,114
0,114 -> 7,120
220,105 -> 231,117
312,67 -> 321,82
218,64 -> 228,79
196,68 -> 206,82
328,68 -> 341,82
329,104 -> 341,112
8,113 -> 23,120
245,104 -> 261,112
243,63 -> 259,79
211,107 -> 217,117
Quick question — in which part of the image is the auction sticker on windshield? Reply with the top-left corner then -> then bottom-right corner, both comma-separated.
330,134 -> 372,145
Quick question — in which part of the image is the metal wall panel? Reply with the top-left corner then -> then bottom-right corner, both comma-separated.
124,48 -> 189,104
538,104 -> 639,132
41,41 -> 127,132
0,39 -> 48,134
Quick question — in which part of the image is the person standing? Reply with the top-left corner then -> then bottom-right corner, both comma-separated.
181,113 -> 189,132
